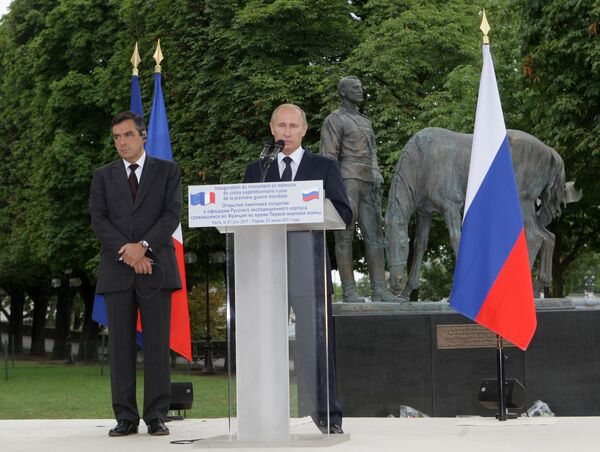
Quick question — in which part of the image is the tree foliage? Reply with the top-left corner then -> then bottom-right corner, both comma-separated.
0,0 -> 598,325
515,0 -> 599,296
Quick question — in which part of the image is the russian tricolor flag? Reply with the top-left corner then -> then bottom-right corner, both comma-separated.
450,40 -> 536,351
302,188 -> 319,202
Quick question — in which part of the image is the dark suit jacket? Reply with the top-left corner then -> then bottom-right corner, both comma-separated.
244,149 -> 348,422
243,149 -> 353,226
90,155 -> 182,294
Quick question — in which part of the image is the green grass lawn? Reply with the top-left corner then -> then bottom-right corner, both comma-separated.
0,360 -> 234,419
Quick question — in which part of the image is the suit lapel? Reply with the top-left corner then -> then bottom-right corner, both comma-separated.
262,149 -> 313,182
134,155 -> 157,210
294,149 -> 314,181
264,160 -> 280,182
110,161 -> 134,209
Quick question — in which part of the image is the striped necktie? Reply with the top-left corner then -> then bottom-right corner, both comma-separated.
281,157 -> 293,181
128,163 -> 139,200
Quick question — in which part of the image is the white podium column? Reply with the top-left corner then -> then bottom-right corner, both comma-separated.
234,224 -> 290,441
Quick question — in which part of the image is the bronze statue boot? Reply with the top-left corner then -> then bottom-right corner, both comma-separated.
371,281 -> 402,302
341,282 -> 365,303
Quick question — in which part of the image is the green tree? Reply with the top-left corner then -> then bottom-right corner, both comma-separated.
0,0 -> 63,354
517,0 -> 600,296
418,246 -> 454,301
188,281 -> 227,342
0,0 -> 129,358
339,0 -> 483,177
1,0 -> 597,337
340,1 -> 515,298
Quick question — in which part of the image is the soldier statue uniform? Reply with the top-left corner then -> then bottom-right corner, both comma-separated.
320,76 -> 397,303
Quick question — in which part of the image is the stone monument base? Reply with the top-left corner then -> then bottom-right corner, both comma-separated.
333,300 -> 600,416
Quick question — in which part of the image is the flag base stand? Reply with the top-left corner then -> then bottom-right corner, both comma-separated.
478,338 -> 527,419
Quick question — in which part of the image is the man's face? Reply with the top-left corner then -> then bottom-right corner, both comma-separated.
270,107 -> 307,155
341,79 -> 364,104
112,119 -> 144,163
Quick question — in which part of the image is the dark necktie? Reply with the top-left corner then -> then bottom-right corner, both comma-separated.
281,156 -> 293,181
128,163 -> 139,200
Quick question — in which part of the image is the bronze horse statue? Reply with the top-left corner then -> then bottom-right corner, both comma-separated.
386,127 -> 565,299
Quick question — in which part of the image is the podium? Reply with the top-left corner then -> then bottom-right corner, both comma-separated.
224,199 -> 345,442
189,182 -> 348,446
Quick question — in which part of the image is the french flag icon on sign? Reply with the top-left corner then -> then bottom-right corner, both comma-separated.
191,191 -> 216,206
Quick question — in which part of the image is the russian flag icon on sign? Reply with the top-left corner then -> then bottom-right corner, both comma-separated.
302,189 -> 319,202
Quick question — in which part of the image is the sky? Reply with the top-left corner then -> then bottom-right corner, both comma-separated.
0,0 -> 10,17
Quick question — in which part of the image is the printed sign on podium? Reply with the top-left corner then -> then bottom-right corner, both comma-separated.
189,180 -> 324,228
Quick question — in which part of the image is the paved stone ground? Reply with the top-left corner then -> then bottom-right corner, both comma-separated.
0,416 -> 597,452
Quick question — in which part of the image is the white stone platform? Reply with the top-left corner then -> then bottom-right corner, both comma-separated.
0,416 -> 597,452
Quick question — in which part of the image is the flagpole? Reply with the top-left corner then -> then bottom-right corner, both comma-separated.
480,10 -> 508,422
450,8 -> 536,419
146,39 -> 193,361
496,334 -> 507,421
153,38 -> 163,73
130,42 -> 143,116
130,42 -> 141,76
92,41 -> 144,336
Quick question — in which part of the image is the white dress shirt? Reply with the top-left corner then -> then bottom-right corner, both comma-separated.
277,147 -> 304,181
122,151 -> 146,182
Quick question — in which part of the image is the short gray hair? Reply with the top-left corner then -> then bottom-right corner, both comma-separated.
270,103 -> 307,125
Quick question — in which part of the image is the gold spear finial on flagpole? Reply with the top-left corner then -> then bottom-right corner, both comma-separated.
153,39 -> 163,73
481,9 -> 490,45
130,42 -> 141,76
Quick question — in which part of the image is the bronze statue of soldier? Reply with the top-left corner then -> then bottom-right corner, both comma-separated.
320,76 -> 398,303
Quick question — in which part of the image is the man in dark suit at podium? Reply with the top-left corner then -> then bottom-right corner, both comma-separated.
90,111 -> 182,437
244,103 -> 352,434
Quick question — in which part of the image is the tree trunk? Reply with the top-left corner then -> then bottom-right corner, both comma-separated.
51,279 -> 69,360
5,285 -> 25,354
29,286 -> 49,356
77,272 -> 99,362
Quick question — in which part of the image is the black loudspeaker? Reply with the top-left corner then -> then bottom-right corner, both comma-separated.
170,382 -> 193,411
478,378 -> 526,409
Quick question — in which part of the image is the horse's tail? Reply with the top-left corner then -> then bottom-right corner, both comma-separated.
538,148 -> 566,227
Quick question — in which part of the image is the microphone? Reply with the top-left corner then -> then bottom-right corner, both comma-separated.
270,139 -> 285,159
259,138 -> 274,160
258,139 -> 284,183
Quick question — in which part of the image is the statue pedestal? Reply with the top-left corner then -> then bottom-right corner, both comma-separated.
333,300 -> 600,416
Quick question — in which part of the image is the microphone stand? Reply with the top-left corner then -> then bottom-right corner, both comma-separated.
259,155 -> 273,182
259,142 -> 274,182
259,140 -> 284,182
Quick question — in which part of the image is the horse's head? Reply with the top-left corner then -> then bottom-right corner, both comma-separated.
385,202 -> 410,296
388,261 -> 407,296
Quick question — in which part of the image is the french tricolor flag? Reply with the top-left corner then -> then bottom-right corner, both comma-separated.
450,40 -> 536,351
93,43 -> 192,361
191,191 -> 216,206
144,65 -> 192,361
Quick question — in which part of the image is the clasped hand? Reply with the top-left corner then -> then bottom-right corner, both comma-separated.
119,242 -> 153,274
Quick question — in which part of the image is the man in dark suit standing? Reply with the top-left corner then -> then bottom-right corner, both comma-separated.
244,104 -> 352,434
90,111 -> 182,437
